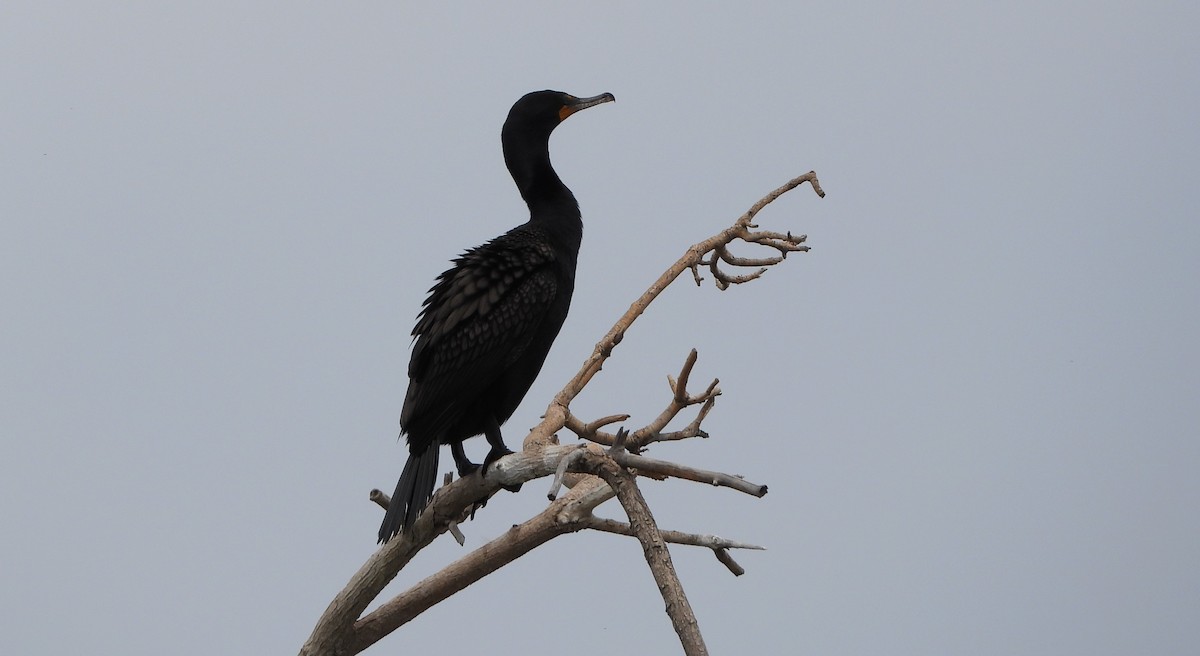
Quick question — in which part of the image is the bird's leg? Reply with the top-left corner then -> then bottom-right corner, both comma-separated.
483,416 -> 521,493
450,440 -> 495,518
481,416 -> 515,469
451,440 -> 480,478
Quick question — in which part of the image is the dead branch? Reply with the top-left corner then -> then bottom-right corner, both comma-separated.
546,444 -> 588,500
301,172 -> 822,656
566,349 -> 721,452
610,451 -> 768,497
562,412 -> 631,443
539,171 -> 823,424
583,516 -> 764,552
301,445 -> 583,656
713,549 -> 746,577
349,477 -> 613,653
303,444 -> 760,655
584,453 -> 708,656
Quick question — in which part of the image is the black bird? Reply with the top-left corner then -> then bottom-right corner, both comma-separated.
378,90 -> 615,543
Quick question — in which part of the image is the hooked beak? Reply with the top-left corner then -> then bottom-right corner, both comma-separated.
559,92 -> 616,121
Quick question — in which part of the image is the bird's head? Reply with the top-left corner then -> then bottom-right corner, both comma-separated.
503,90 -> 615,139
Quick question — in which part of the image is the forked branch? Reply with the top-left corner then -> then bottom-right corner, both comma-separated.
542,171 -> 823,421
566,348 -> 722,453
582,452 -> 708,656
300,172 -> 823,656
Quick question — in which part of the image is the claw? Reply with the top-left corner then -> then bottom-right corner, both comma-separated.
482,446 -> 515,471
482,447 -> 522,492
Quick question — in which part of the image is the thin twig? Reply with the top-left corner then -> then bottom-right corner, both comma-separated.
572,350 -> 721,454
368,489 -> 389,512
610,452 -> 768,498
584,517 -> 765,552
563,412 -> 630,442
546,445 -> 587,501
443,473 -> 466,545
608,427 -> 629,455
715,244 -> 784,267
713,549 -> 745,577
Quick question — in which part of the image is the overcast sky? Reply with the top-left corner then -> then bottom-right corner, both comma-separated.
3,3 -> 1198,654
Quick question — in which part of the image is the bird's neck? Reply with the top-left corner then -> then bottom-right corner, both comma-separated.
529,193 -> 583,260
504,132 -> 563,199
504,131 -> 583,249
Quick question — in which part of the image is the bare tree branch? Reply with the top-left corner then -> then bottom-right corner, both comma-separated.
713,548 -> 746,577
583,517 -> 765,552
303,445 -> 760,655
300,172 -> 822,655
301,446 -> 581,656
349,477 -> 613,653
546,444 -> 588,500
563,412 -> 631,443
610,451 -> 768,498
584,454 -> 708,656
539,171 -> 823,418
566,349 -> 721,452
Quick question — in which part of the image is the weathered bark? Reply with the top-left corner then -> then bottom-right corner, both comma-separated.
299,172 -> 824,655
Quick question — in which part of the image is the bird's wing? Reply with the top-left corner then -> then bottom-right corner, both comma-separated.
402,231 -> 559,422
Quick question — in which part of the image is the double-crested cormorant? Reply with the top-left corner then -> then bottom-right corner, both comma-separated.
379,90 -> 615,543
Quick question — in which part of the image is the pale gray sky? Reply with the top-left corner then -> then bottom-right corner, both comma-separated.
3,3 -> 1198,654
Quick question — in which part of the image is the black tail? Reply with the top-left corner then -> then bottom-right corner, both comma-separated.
378,444 -> 439,543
